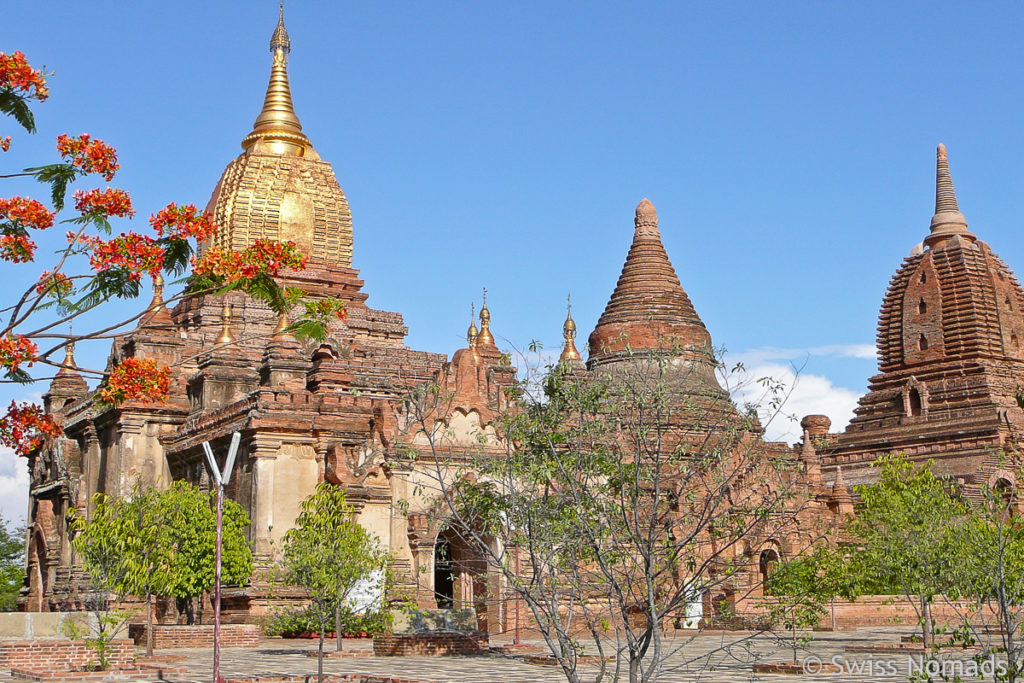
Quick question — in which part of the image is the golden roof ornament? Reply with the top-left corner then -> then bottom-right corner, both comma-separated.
466,303 -> 479,347
240,1 -> 313,156
559,294 -> 582,363
55,340 -> 78,377
149,273 -> 164,313
477,288 -> 495,348
273,309 -> 291,338
270,1 -> 291,53
216,302 -> 235,345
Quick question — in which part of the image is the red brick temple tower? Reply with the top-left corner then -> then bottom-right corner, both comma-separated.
820,144 -> 1024,490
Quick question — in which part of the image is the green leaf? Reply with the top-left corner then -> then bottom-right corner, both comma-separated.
24,164 -> 78,211
0,90 -> 36,133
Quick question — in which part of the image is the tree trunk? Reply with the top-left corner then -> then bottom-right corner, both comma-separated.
830,597 -> 836,631
146,593 -> 154,657
318,629 -> 325,683
920,596 -> 930,649
629,653 -> 640,683
335,603 -> 343,652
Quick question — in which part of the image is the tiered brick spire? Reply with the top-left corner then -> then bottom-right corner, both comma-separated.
825,143 -> 1024,486
587,199 -> 713,366
925,143 -> 974,248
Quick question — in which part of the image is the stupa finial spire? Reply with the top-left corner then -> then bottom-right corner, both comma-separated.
634,198 -> 659,237
559,294 -> 582,364
477,288 -> 496,349
241,1 -> 312,155
270,1 -> 291,53
466,302 -> 479,348
926,143 -> 973,247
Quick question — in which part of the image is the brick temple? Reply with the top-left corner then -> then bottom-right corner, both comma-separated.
22,10 -> 1024,628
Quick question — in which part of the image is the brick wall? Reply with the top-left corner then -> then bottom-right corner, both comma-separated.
128,624 -> 260,649
372,632 -> 488,656
0,638 -> 134,671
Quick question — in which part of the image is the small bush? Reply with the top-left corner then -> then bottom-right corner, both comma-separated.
261,605 -> 392,638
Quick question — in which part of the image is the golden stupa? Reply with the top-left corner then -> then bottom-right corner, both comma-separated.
204,3 -> 354,266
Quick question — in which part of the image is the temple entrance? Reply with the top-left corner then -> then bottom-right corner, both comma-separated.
433,536 -> 454,609
433,526 -> 491,631
759,548 -> 780,593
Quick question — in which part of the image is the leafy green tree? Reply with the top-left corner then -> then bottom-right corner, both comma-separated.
766,545 -> 853,662
71,482 -> 253,660
846,454 -> 966,648
160,481 -> 253,625
111,487 -> 173,657
282,483 -> 390,683
0,514 -> 25,611
70,494 -> 134,669
939,462 -> 1024,682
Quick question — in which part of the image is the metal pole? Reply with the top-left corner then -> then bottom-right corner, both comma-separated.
211,481 -> 222,683
203,432 -> 238,683
514,545 -> 521,646
214,481 -> 223,683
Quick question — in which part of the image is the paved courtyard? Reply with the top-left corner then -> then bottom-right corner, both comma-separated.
1,625 -> 1007,683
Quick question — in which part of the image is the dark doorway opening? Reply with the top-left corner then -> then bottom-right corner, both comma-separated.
434,537 -> 454,609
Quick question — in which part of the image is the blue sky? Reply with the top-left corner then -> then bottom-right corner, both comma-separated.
3,1 -> 1024,517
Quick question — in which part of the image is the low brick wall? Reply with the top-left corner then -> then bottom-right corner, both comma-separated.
128,623 -> 260,649
0,638 -> 134,671
373,632 -> 488,656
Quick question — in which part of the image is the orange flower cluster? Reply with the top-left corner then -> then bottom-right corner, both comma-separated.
306,297 -> 348,322
193,239 -> 307,281
35,270 -> 72,297
0,335 -> 38,373
95,357 -> 172,407
86,233 -> 165,281
0,196 -> 55,231
150,202 -> 217,241
56,133 -> 119,181
1,137 -> 9,152
0,402 -> 61,458
0,51 -> 48,101
0,233 -> 36,263
73,188 -> 135,218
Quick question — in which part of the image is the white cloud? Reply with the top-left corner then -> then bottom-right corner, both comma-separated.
0,448 -> 28,525
729,343 -> 877,367
722,346 -> 869,444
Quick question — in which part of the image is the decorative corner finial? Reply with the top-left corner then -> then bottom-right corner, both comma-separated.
149,273 -> 165,312
467,302 -> 479,347
560,294 -> 582,364
273,308 -> 290,338
477,289 -> 495,348
217,301 -> 235,345
480,288 -> 491,321
63,340 -> 76,368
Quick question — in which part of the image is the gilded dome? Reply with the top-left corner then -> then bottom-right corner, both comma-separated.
204,7 -> 353,267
